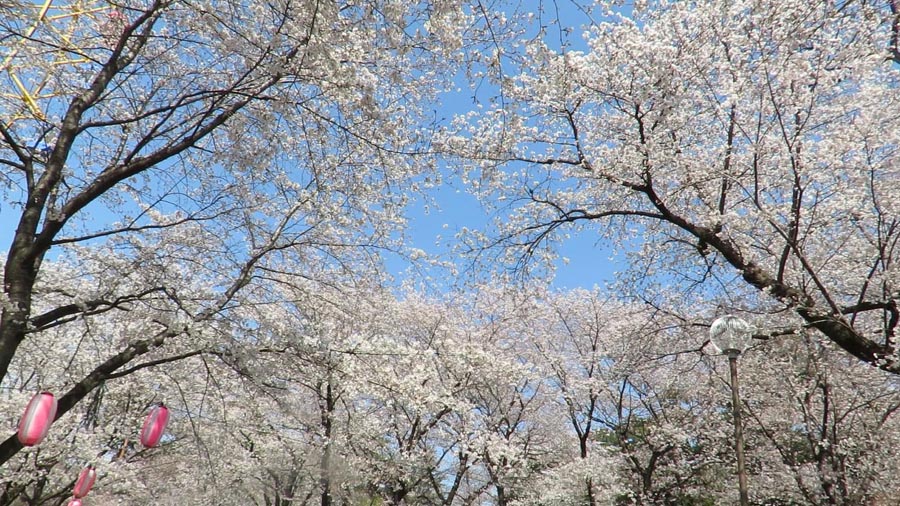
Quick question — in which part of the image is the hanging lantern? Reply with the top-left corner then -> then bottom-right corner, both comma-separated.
73,465 -> 97,498
140,404 -> 169,447
17,392 -> 57,446
67,499 -> 82,506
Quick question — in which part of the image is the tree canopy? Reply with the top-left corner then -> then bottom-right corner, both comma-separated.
1,0 -> 899,505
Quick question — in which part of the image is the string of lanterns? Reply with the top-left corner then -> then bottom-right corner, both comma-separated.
16,392 -> 170,505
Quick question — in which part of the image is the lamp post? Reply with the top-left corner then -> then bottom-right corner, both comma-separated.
710,315 -> 753,506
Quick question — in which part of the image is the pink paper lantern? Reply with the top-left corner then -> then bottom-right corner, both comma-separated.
140,404 -> 169,447
67,499 -> 82,506
73,465 -> 97,498
17,391 -> 57,446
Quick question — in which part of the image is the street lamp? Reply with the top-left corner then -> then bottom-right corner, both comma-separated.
710,315 -> 754,506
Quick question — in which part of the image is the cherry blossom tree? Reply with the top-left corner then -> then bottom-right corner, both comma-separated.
0,0 -> 482,470
731,328 -> 900,505
8,264 -> 900,504
511,287 -> 729,505
443,0 -> 900,374
7,1 -> 900,503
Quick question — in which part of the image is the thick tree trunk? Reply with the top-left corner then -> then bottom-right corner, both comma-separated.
0,197 -> 44,383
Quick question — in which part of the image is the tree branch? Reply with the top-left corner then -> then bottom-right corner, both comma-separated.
28,287 -> 166,332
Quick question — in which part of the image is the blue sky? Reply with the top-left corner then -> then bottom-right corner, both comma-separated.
396,173 -> 618,290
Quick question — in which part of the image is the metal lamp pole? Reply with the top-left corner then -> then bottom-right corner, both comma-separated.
726,349 -> 749,506
711,315 -> 753,506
